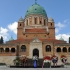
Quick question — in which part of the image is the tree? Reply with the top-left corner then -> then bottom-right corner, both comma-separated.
0,39 -> 1,44
0,36 -> 3,44
69,37 -> 70,43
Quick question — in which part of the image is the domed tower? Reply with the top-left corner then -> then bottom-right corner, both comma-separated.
17,2 -> 55,39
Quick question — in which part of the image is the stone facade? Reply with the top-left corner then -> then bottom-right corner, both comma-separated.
0,2 -> 70,65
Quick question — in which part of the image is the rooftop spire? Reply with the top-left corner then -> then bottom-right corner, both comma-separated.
35,0 -> 37,4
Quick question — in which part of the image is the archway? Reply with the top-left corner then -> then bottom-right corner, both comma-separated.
63,47 -> 67,52
33,49 -> 39,57
56,47 -> 61,52
11,48 -> 15,53
5,48 -> 9,52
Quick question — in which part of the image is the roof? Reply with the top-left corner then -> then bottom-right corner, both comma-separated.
6,38 -> 66,44
18,17 -> 24,22
9,36 -> 14,41
25,3 -> 47,17
48,17 -> 54,22
59,37 -> 64,41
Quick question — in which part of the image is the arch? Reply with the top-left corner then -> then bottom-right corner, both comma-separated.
21,45 -> 26,52
20,24 -> 21,26
68,47 -> 70,52
62,47 -> 67,52
44,19 -> 46,25
11,48 -> 15,53
56,47 -> 61,52
0,48 -> 4,52
40,21 -> 42,24
35,17 -> 37,24
5,48 -> 9,52
46,45 -> 51,52
33,48 -> 39,57
27,20 -> 28,25
51,23 -> 52,26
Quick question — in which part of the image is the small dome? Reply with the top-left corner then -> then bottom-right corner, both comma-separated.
59,37 -> 64,41
18,17 -> 24,22
48,17 -> 54,22
9,36 -> 14,41
25,3 -> 47,17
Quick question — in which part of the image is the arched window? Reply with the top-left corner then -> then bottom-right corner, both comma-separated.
35,17 -> 37,24
62,47 -> 67,52
56,47 -> 61,52
40,21 -> 42,24
11,48 -> 15,53
0,48 -> 4,52
46,45 -> 51,52
21,45 -> 26,52
20,24 -> 21,26
68,47 -> 70,52
27,20 -> 28,25
44,19 -> 46,25
5,48 -> 9,52
51,23 -> 52,26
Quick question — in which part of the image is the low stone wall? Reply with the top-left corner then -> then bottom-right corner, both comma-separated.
0,56 -> 16,65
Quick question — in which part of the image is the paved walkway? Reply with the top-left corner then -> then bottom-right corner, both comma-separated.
0,68 -> 70,70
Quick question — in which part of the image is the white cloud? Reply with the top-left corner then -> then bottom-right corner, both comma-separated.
0,27 -> 9,41
64,19 -> 69,23
56,34 -> 70,42
55,22 -> 65,34
8,22 -> 18,34
55,28 -> 59,33
55,22 -> 65,28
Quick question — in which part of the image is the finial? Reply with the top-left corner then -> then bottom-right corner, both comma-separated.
35,0 -> 37,4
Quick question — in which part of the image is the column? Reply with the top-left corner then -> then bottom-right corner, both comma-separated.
9,48 -> 11,52
32,16 -> 34,24
4,48 -> 5,53
28,18 -> 29,25
25,19 -> 26,26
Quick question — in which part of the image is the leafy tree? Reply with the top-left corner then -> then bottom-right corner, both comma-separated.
0,39 -> 1,44
69,37 -> 70,43
0,36 -> 3,44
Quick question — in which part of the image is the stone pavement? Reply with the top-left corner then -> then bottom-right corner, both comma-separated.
0,68 -> 70,70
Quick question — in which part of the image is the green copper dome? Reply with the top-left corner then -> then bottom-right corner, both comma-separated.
59,37 -> 64,41
25,3 -> 47,17
9,36 -> 14,41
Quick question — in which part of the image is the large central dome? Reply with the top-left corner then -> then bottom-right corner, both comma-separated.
25,3 -> 47,17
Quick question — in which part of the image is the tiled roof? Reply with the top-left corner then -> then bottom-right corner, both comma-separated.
6,38 -> 66,44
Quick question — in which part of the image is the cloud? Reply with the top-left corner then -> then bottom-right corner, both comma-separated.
55,28 -> 59,34
64,19 -> 69,23
55,22 -> 65,28
0,27 -> 9,41
56,34 -> 70,42
55,22 -> 66,34
8,22 -> 18,34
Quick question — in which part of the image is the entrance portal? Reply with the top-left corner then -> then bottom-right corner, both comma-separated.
33,49 -> 39,57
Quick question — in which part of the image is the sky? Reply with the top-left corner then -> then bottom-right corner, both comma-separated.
0,0 -> 70,43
